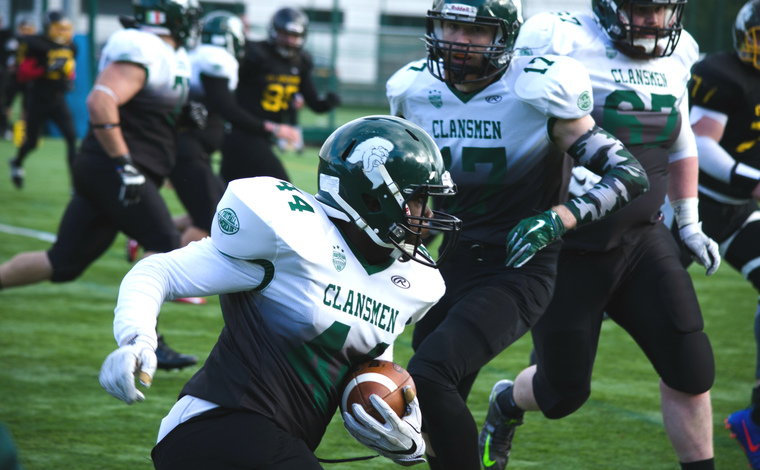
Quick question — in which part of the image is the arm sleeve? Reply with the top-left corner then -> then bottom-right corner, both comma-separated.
200,73 -> 268,135
300,72 -> 334,113
113,238 -> 267,347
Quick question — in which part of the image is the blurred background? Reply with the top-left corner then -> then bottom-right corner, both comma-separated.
0,0 -> 748,142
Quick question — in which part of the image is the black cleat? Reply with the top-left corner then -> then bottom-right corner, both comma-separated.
479,380 -> 524,470
9,159 -> 24,189
156,334 -> 198,371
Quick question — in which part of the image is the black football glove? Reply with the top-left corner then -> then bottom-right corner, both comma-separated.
113,154 -> 145,207
325,91 -> 341,109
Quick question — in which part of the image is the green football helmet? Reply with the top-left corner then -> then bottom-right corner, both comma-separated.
316,116 -> 461,268
133,0 -> 203,48
201,11 -> 246,59
592,0 -> 686,58
425,0 -> 523,85
734,0 -> 760,70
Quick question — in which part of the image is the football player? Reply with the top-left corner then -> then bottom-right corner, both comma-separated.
9,10 -> 77,189
169,10 -> 260,247
99,115 -> 462,469
219,6 -> 341,184
0,0 -> 202,371
479,1 -> 720,469
684,1 -> 760,468
386,0 -> 650,468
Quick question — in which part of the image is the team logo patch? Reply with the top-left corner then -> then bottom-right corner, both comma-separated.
605,47 -> 618,59
346,137 -> 393,189
391,275 -> 410,289
333,245 -> 347,272
485,95 -> 502,104
428,90 -> 443,109
577,91 -> 592,112
217,208 -> 240,235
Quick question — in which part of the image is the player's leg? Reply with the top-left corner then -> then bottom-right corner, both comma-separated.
9,94 -> 45,188
408,241 -> 560,470
220,129 -> 288,184
610,224 -> 714,468
49,97 -> 78,173
152,407 -> 321,469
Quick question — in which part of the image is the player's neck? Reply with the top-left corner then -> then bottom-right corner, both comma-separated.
330,218 -> 393,265
159,35 -> 178,50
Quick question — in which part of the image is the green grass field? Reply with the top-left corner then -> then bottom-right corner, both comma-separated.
0,118 -> 756,469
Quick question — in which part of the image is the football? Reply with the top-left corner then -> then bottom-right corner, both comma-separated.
340,359 -> 416,424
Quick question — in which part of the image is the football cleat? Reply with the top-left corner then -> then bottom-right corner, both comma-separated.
726,407 -> 760,469
155,334 -> 198,371
479,379 -> 524,470
9,159 -> 24,189
125,238 -> 140,263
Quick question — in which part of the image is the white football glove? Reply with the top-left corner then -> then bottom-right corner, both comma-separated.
568,166 -> 602,198
99,337 -> 157,405
342,387 -> 426,466
679,222 -> 721,276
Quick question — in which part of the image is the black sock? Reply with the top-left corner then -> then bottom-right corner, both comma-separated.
679,458 -> 714,470
751,385 -> 760,424
496,384 -> 524,417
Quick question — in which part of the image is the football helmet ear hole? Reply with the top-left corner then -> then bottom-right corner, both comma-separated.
362,193 -> 383,214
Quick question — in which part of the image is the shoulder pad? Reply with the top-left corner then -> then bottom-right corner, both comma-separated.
386,59 -> 428,116
515,11 -> 592,57
674,30 -> 699,68
102,29 -> 162,67
193,45 -> 237,79
511,55 -> 593,119
210,178 -> 278,260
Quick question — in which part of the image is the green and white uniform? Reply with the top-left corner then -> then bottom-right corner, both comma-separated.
516,10 -> 698,250
112,177 -> 445,450
387,55 -> 592,245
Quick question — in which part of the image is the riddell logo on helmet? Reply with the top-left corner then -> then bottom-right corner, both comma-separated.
444,4 -> 477,16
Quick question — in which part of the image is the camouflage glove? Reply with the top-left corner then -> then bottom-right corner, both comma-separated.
505,210 -> 566,268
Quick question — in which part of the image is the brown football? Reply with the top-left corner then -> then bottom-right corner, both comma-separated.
340,359 -> 416,424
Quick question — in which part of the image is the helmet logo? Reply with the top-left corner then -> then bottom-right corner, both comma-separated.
332,245 -> 347,272
217,208 -> 240,235
442,4 -> 477,19
428,90 -> 443,109
346,137 -> 394,189
391,275 -> 410,289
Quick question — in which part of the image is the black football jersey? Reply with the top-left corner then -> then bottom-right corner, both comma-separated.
17,34 -> 76,93
689,52 -> 760,200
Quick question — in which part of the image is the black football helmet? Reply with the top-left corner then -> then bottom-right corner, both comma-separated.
425,0 -> 523,85
44,11 -> 74,45
316,116 -> 461,268
268,7 -> 309,59
592,0 -> 686,58
735,0 -> 760,70
133,0 -> 203,49
201,11 -> 246,59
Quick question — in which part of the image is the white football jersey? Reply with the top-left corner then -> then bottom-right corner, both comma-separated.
515,11 -> 700,250
188,43 -> 239,97
515,10 -> 698,160
99,28 -> 191,111
387,55 -> 593,244
113,176 -> 445,449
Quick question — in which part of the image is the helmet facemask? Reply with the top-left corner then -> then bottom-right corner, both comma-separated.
425,2 -> 521,85
596,0 -> 685,58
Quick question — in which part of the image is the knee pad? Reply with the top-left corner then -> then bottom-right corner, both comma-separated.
533,368 -> 591,420
660,331 -> 714,395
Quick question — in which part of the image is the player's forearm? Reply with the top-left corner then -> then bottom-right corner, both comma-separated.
563,125 -> 649,228
667,156 -> 699,202
86,91 -> 128,157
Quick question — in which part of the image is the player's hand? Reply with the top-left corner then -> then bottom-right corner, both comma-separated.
342,387 -> 426,466
679,222 -> 721,276
505,210 -> 566,268
186,101 -> 208,130
99,337 -> 157,405
113,154 -> 145,207
325,91 -> 341,108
